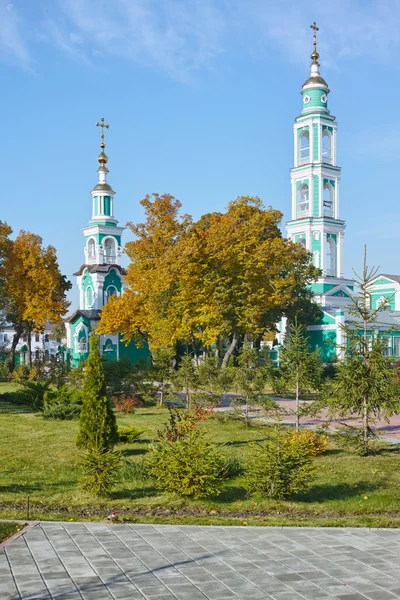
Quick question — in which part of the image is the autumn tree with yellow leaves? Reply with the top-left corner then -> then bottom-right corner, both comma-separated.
98,194 -> 320,366
0,229 -> 71,370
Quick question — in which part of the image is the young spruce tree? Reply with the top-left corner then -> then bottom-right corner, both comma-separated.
76,333 -> 118,451
325,247 -> 400,455
278,319 -> 323,431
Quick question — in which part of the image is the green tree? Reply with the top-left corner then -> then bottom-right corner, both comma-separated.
76,333 -> 118,451
151,348 -> 174,406
233,342 -> 273,425
323,247 -> 400,455
171,353 -> 198,409
148,425 -> 223,499
245,424 -> 315,499
278,319 -> 323,430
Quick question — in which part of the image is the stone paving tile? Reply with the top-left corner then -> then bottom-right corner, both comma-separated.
4,524 -> 400,598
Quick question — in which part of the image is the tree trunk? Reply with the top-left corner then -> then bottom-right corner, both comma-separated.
362,394 -> 368,456
295,373 -> 300,432
221,332 -> 239,368
8,324 -> 23,373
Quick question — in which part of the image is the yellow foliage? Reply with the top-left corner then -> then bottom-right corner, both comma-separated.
285,429 -> 328,457
98,194 -> 319,354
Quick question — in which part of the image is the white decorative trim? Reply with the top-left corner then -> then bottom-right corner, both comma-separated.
307,324 -> 337,331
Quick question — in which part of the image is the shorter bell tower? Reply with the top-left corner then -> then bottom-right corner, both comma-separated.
65,119 -> 137,366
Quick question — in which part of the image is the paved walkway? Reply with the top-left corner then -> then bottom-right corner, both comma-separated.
2,523 -> 400,599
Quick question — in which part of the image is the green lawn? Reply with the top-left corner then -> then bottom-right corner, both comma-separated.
1,392 -> 400,526
0,522 -> 25,544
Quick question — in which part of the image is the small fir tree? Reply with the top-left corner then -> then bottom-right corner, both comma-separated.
76,333 -> 118,451
171,353 -> 198,409
151,348 -> 174,406
233,342 -> 272,424
278,319 -> 323,430
324,247 -> 400,455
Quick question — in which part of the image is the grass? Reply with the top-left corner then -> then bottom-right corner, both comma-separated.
1,384 -> 400,526
0,522 -> 25,544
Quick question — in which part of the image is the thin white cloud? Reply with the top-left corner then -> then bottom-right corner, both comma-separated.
0,0 -> 31,67
4,0 -> 400,80
56,0 -> 226,81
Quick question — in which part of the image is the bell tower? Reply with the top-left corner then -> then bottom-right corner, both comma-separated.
286,23 -> 354,303
76,118 -> 125,311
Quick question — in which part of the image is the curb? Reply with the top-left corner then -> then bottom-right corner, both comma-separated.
0,521 -> 40,551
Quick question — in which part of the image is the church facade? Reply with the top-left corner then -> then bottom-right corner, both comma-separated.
277,24 -> 400,361
65,119 -> 149,367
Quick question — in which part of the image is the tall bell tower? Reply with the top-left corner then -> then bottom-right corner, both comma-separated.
286,23 -> 354,304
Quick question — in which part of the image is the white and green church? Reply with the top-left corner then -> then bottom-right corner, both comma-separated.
65,120 -> 148,367
276,24 -> 400,361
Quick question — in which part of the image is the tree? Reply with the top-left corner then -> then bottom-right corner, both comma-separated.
323,247 -> 400,455
2,230 -> 71,370
278,319 -> 323,430
171,354 -> 198,409
0,222 -> 13,332
151,348 -> 174,406
233,342 -> 271,424
98,195 -> 319,365
76,333 -> 118,451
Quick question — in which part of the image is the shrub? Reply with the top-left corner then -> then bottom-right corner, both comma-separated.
80,446 -> 122,497
334,423 -> 379,455
16,380 -> 52,411
42,401 -> 81,420
217,455 -> 244,479
112,393 -> 141,414
147,427 -> 224,499
245,426 -> 315,499
118,426 -> 145,444
284,428 -> 328,457
157,406 -> 204,442
42,386 -> 81,420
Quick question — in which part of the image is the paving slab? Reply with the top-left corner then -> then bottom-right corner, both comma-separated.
2,523 -> 400,599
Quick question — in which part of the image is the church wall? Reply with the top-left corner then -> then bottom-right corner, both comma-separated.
307,329 -> 337,362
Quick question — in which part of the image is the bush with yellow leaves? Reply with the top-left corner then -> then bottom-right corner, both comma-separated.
284,428 -> 328,457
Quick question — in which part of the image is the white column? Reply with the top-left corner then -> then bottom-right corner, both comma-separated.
320,230 -> 326,275
335,178 -> 340,219
338,231 -> 344,278
291,177 -> 296,221
293,125 -> 298,167
332,126 -> 337,166
336,310 -> 345,359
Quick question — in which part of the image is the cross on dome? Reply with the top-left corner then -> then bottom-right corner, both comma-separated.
95,117 -> 110,169
310,21 -> 320,64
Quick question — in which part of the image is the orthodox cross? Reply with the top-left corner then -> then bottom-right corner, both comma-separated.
310,21 -> 319,48
96,118 -> 109,145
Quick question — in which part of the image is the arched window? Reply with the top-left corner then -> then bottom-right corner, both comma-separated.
104,238 -> 115,263
298,184 -> 309,217
376,295 -> 387,309
323,184 -> 333,216
313,251 -> 320,268
299,131 -> 310,164
77,330 -> 87,353
86,286 -> 93,309
35,349 -> 40,361
322,131 -> 332,163
326,237 -> 336,277
106,285 -> 117,301
87,238 -> 95,259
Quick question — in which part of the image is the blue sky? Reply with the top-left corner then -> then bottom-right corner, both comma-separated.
1,0 -> 400,307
